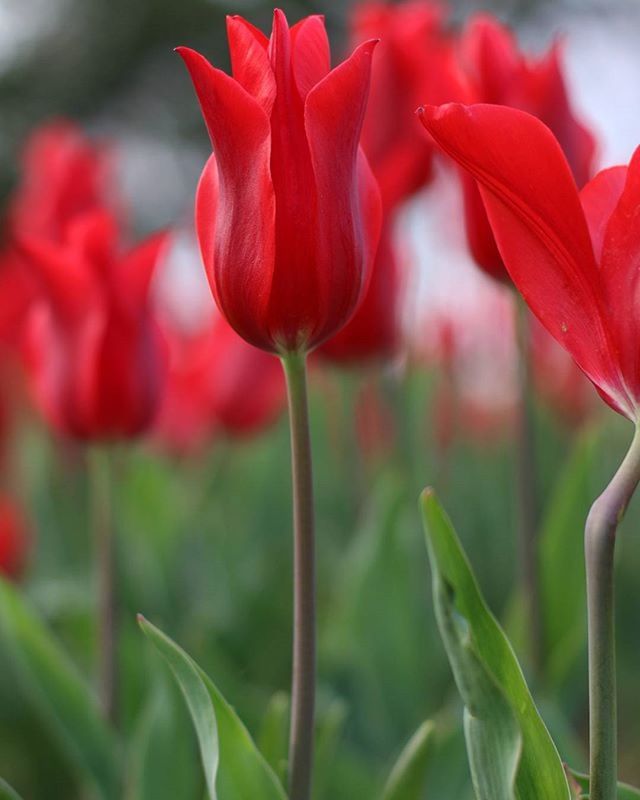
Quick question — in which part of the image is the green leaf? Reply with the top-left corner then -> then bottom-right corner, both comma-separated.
420,489 -> 571,800
139,615 -> 287,800
258,692 -> 289,787
127,672 -> 202,800
0,778 -> 24,800
567,768 -> 640,799
0,579 -> 120,800
540,430 -> 596,687
381,720 -> 436,800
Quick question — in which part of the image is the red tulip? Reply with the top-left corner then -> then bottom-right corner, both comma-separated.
318,225 -> 400,363
178,9 -> 382,355
21,209 -> 168,439
0,497 -> 30,581
8,120 -> 110,242
350,0 -> 451,213
0,121 -> 109,348
156,314 -> 285,452
449,15 -> 596,282
419,102 -> 639,420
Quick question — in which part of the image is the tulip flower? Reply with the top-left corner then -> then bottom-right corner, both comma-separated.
453,14 -> 596,282
0,496 -> 30,581
180,10 -> 381,356
419,100 -> 640,800
0,121 -> 109,348
179,11 -> 380,798
350,0 -> 450,213
156,315 -> 285,453
21,209 -> 167,441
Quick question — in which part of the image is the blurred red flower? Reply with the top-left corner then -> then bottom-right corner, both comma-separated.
420,102 -> 640,420
448,15 -> 596,282
156,314 -> 285,453
0,496 -> 30,581
179,9 -> 381,354
21,210 -> 168,439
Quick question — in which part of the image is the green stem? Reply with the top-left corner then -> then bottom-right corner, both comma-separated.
514,298 -> 543,676
586,423 -> 640,799
281,353 -> 316,800
89,447 -> 118,726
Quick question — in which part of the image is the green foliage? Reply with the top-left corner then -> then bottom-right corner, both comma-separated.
0,779 -> 23,800
381,720 -> 436,800
567,768 -> 640,798
420,489 -> 571,800
0,579 -> 120,800
139,615 -> 287,800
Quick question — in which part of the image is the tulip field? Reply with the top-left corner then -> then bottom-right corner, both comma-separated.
1,0 -> 639,798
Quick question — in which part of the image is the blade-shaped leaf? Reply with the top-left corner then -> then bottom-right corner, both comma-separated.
381,720 -> 436,800
139,615 -> 287,800
0,580 -> 120,800
420,489 -> 571,800
0,779 -> 23,800
567,768 -> 640,799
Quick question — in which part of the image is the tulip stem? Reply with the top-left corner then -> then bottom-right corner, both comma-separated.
514,298 -> 543,677
89,447 -> 118,726
586,423 -> 640,800
281,352 -> 316,800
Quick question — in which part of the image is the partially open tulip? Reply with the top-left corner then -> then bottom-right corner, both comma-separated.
21,210 -> 167,439
0,497 -> 30,581
179,10 -> 381,355
419,102 -> 640,420
450,15 -> 596,282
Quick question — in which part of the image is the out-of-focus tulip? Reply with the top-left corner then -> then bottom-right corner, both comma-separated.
351,0 -> 451,213
156,314 -> 286,453
0,121 -> 110,348
449,15 -> 596,282
419,102 -> 640,420
21,210 -> 167,440
318,225 -> 400,364
179,10 -> 381,355
0,497 -> 30,581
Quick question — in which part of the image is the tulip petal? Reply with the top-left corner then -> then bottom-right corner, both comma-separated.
598,148 -> 640,408
226,16 -> 276,114
291,15 -> 331,98
304,39 -> 378,348
194,152 -> 218,285
580,165 -> 627,263
419,102 -> 632,416
178,47 -> 275,350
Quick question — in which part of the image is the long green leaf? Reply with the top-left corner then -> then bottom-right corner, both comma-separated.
0,580 -> 120,800
420,489 -> 571,800
381,720 -> 436,800
0,778 -> 23,800
567,769 -> 640,799
139,615 -> 287,800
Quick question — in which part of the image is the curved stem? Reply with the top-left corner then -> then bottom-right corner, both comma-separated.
281,353 -> 316,800
586,423 -> 640,800
89,447 -> 118,726
514,298 -> 543,676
